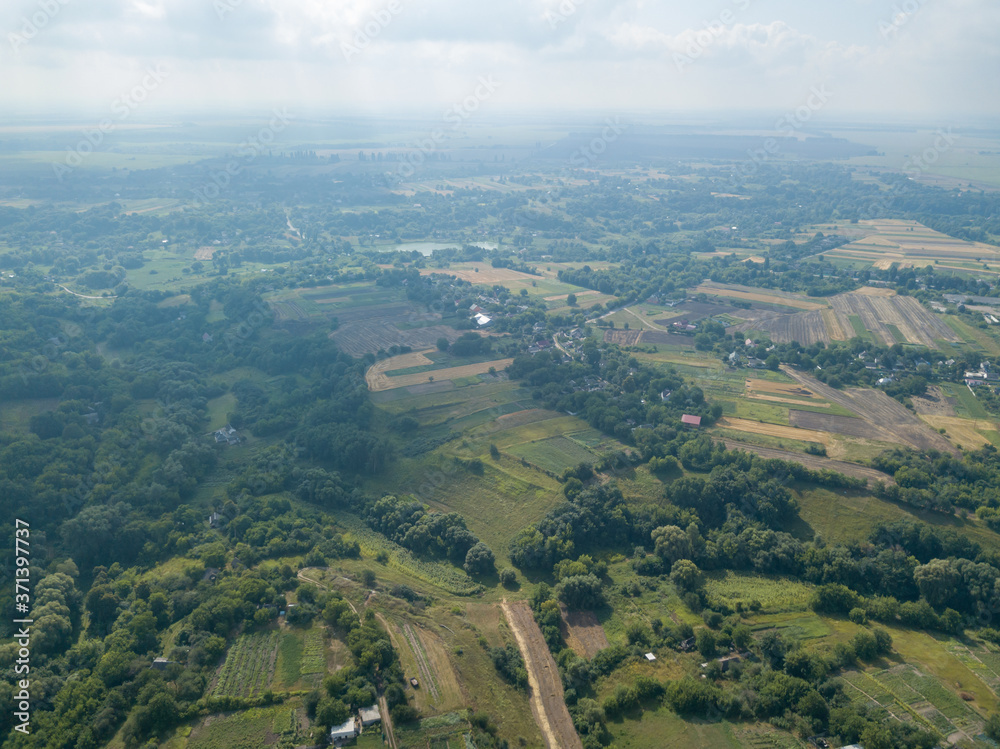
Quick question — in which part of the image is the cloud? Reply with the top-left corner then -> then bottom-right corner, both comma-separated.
1,0 -> 996,118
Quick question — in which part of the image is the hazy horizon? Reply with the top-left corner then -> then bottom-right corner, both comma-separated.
3,0 -> 998,122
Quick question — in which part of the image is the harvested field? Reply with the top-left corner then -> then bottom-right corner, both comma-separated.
194,246 -> 216,260
829,291 -> 958,347
714,417 -> 833,446
604,329 -> 643,345
559,605 -> 609,659
747,380 -> 820,399
418,264 -> 542,284
826,219 -> 1000,269
365,350 -> 435,391
367,357 -> 514,392
721,440 -> 894,485
780,367 -> 959,455
918,415 -> 996,449
692,282 -> 827,310
731,309 -> 832,345
502,601 -> 582,749
789,411 -> 886,441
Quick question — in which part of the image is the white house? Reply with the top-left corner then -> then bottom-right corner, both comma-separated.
329,717 -> 357,745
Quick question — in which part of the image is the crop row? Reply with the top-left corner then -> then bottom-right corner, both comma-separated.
213,630 -> 279,698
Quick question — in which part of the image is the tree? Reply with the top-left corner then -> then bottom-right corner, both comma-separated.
567,293 -> 577,306
558,574 -> 605,610
464,542 -> 496,576
652,525 -> 691,565
696,628 -> 717,658
670,560 -> 703,592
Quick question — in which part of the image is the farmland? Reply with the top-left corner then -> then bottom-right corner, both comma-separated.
211,630 -> 279,698
819,219 -> 1000,273
366,353 -> 514,392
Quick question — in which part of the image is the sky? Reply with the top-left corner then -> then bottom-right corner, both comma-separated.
1,0 -> 997,123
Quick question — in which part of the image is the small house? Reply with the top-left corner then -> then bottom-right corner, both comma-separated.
681,414 -> 702,428
151,657 -> 173,670
410,677 -> 420,688
359,704 -> 381,727
644,653 -> 656,662
330,717 -> 358,745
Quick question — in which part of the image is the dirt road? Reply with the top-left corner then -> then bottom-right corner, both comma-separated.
502,601 -> 582,749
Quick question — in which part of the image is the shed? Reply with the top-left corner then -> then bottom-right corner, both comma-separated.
359,704 -> 381,727
410,677 -> 420,688
681,414 -> 702,427
644,653 -> 656,662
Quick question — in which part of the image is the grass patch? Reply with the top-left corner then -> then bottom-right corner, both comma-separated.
505,435 -> 599,473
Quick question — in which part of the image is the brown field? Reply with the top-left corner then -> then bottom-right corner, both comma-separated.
692,282 -> 827,310
780,367 -> 959,455
366,356 -> 514,392
729,288 -> 957,348
502,601 -> 583,749
604,329 -> 643,345
789,410 -> 887,441
747,379 -> 821,398
559,605 -> 609,659
721,440 -> 894,485
732,309 -> 833,346
830,291 -> 958,347
365,350 -> 435,391
418,263 -> 542,284
918,415 -> 996,449
714,417 -> 834,446
194,246 -> 216,260
641,330 -> 697,346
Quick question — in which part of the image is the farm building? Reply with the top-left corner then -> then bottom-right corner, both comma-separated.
359,704 -> 381,727
151,657 -> 173,670
681,414 -> 702,427
330,717 -> 358,745
474,313 -> 493,327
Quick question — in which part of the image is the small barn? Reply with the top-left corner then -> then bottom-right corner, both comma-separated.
681,414 -> 702,428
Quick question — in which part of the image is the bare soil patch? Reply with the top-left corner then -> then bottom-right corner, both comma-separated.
194,246 -> 216,260
604,329 -> 643,345
721,440 -> 894,485
780,367 -> 959,455
559,605 -> 609,659
789,411 -> 886,441
641,330 -> 696,346
502,601 -> 582,749
731,309 -> 832,345
911,385 -> 957,417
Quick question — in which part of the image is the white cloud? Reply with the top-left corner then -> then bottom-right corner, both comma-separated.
0,0 -> 996,118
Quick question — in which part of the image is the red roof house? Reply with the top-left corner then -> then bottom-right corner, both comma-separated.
681,414 -> 702,427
